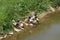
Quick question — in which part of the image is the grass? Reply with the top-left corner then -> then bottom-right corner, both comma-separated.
0,0 -> 51,34
0,0 -> 60,38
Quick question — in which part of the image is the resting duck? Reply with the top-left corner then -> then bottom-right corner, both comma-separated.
29,13 -> 39,24
25,13 -> 39,26
12,19 -> 24,32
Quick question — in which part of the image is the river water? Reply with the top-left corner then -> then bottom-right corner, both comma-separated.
25,23 -> 60,40
2,10 -> 60,40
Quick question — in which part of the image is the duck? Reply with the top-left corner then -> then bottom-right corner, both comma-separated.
12,19 -> 24,32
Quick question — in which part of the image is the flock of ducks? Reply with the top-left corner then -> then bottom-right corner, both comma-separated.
13,12 -> 39,32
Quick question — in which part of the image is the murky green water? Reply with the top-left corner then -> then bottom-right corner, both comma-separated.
25,23 -> 60,40
2,10 -> 60,40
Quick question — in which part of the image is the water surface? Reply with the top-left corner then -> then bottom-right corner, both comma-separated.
25,23 -> 60,40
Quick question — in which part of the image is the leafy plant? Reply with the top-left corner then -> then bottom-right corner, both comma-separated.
50,0 -> 60,7
0,0 -> 51,33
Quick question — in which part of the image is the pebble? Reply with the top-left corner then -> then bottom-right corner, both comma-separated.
0,37 -> 4,40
